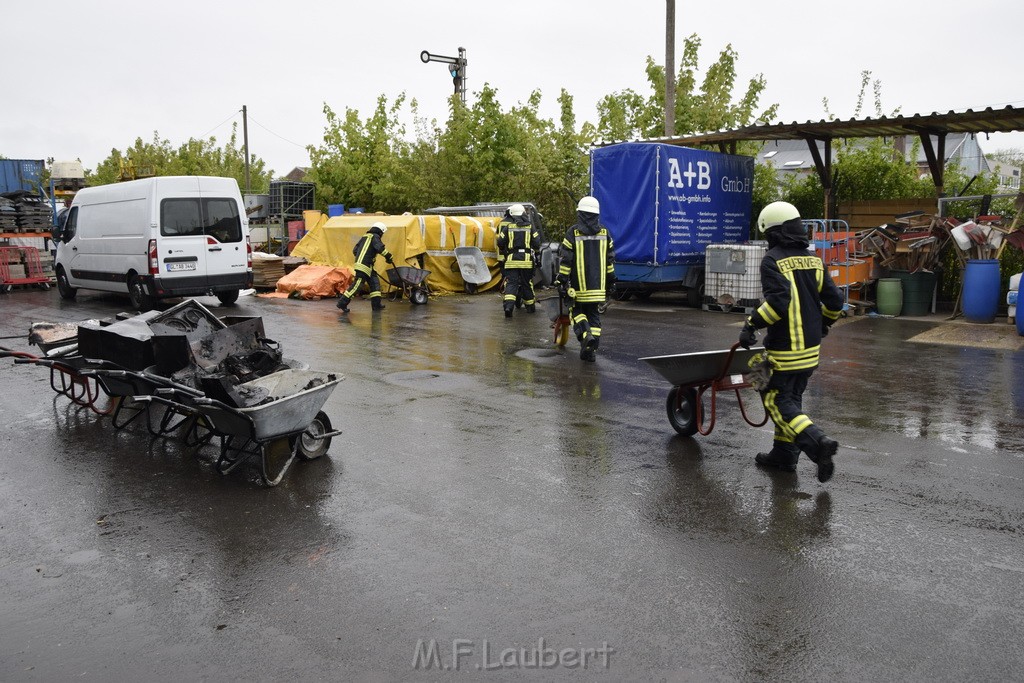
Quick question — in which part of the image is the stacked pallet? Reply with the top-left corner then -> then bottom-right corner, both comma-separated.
0,197 -> 17,231
252,255 -> 286,289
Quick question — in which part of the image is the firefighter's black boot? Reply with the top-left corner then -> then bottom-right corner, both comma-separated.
525,303 -> 536,313
504,304 -> 514,318
755,449 -> 798,473
336,298 -> 349,312
797,429 -> 837,483
371,299 -> 385,311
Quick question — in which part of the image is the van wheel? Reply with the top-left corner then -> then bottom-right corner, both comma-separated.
56,267 -> 77,300
127,273 -> 155,311
216,289 -> 239,305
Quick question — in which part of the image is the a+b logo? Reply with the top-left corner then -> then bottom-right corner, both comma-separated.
667,158 -> 711,190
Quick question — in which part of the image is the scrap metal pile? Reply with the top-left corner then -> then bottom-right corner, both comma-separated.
856,211 -> 949,274
5,300 -> 342,486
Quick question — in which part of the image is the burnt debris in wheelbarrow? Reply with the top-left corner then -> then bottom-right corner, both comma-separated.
13,299 -> 343,487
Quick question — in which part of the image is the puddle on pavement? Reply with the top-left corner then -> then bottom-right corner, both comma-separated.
514,348 -> 565,363
383,370 -> 481,393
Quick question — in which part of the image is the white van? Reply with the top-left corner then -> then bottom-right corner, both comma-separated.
54,176 -> 252,310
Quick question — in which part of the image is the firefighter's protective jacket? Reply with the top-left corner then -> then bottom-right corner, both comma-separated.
747,231 -> 844,373
558,211 -> 615,303
496,215 -> 540,269
352,227 -> 393,276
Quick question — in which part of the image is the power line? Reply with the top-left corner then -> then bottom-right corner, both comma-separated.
246,115 -> 307,149
198,110 -> 241,140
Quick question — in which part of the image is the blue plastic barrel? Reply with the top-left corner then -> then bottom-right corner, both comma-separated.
1017,278 -> 1024,336
962,259 -> 1000,323
327,204 -> 345,217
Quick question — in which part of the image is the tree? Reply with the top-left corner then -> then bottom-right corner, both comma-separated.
594,35 -> 777,142
87,125 -> 273,191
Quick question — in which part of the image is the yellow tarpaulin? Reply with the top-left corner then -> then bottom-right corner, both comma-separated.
291,213 -> 504,293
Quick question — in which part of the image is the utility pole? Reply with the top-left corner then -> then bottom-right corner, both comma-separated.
665,0 -> 676,137
242,104 -> 251,193
421,47 -> 468,105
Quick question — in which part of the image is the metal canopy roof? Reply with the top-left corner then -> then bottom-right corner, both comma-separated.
618,105 -> 1024,217
635,106 -> 1024,147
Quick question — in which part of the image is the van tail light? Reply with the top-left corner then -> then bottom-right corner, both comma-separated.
246,236 -> 252,269
148,239 -> 159,275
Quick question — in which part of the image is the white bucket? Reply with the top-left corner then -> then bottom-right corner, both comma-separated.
950,222 -> 972,251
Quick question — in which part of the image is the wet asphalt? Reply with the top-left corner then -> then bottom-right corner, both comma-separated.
0,286 -> 1022,681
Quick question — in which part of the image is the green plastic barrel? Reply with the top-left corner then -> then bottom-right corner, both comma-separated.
890,270 -> 936,316
877,278 -> 903,316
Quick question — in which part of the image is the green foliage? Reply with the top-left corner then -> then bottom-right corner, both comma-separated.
594,35 -> 778,141
307,85 -> 588,236
87,125 -> 273,192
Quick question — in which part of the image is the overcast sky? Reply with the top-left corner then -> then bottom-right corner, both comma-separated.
5,0 -> 1023,180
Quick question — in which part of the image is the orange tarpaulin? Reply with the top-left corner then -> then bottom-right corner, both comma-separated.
274,264 -> 355,299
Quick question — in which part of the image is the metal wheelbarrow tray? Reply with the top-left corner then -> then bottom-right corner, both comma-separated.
452,246 -> 491,293
640,344 -> 769,436
189,369 -> 344,486
385,266 -> 431,305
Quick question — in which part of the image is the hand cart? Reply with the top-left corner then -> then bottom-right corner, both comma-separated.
452,246 -> 491,293
79,366 -> 208,437
384,265 -> 431,305
640,343 -> 769,436
0,246 -> 52,292
182,369 -> 344,486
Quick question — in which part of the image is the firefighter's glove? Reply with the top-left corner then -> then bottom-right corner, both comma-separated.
385,255 -> 394,265
738,321 -> 758,349
606,273 -> 617,295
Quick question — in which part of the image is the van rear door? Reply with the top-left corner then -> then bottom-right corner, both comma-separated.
159,197 -> 209,287
199,196 -> 246,283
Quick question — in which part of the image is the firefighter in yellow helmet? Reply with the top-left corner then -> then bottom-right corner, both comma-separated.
337,222 -> 394,313
739,201 -> 844,482
496,204 -> 541,317
555,196 -> 616,362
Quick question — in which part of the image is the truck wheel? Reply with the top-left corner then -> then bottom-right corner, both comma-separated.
216,289 -> 239,305
685,285 -> 704,308
56,267 -> 77,300
666,386 -> 701,436
127,273 -> 155,311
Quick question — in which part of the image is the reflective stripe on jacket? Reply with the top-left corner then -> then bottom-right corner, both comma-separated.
497,219 -> 540,269
353,231 -> 392,276
558,224 -> 615,304
748,248 -> 844,372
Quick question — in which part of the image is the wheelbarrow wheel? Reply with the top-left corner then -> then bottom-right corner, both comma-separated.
553,318 -> 570,347
410,287 -> 428,305
294,410 -> 333,461
465,282 -> 478,294
666,386 -> 701,436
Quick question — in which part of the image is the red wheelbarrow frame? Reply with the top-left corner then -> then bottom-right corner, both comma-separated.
641,343 -> 770,436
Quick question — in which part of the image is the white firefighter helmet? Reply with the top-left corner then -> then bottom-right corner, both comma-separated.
577,196 -> 600,214
371,221 -> 388,234
757,201 -> 800,233
509,203 -> 526,217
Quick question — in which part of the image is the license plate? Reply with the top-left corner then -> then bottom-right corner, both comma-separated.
166,262 -> 196,272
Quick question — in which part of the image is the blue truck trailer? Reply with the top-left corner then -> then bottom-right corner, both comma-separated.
590,142 -> 754,305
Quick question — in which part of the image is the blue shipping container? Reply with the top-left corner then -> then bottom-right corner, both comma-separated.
590,143 -> 753,269
0,159 -> 45,195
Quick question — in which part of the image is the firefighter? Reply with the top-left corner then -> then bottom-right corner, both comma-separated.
738,201 -> 844,483
496,204 -> 541,317
337,222 -> 394,313
555,196 -> 616,362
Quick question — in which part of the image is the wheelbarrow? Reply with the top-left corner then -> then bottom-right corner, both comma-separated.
452,246 -> 491,294
640,343 -> 769,436
182,369 -> 344,486
6,349 -> 119,416
384,265 -> 431,305
79,366 -> 208,437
